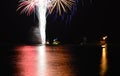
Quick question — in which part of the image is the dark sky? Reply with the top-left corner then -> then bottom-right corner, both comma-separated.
1,0 -> 116,44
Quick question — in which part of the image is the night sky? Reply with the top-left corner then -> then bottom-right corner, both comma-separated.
1,0 -> 116,44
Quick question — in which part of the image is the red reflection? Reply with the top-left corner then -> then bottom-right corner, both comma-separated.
15,46 -> 37,76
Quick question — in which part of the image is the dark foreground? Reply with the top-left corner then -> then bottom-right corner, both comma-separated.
1,44 -> 120,76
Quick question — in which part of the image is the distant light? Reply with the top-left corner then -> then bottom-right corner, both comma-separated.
102,36 -> 107,40
100,35 -> 108,47
101,44 -> 107,48
52,38 -> 60,45
53,41 -> 60,45
46,41 -> 50,44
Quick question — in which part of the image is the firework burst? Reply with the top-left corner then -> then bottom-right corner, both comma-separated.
17,0 -> 77,16
17,0 -> 38,15
47,0 -> 76,15
17,0 -> 77,44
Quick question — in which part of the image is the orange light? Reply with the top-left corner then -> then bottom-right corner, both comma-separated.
100,45 -> 108,76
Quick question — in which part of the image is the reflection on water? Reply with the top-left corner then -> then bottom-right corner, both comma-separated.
45,46 -> 73,76
100,44 -> 108,76
15,46 -> 37,76
12,44 -> 110,76
15,45 -> 74,76
37,45 -> 47,76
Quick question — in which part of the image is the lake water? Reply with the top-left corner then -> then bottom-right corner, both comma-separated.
1,44 -> 120,76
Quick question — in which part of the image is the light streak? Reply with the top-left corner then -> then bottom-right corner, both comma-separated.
17,0 -> 77,44
100,44 -> 108,76
37,0 -> 47,44
37,45 -> 47,76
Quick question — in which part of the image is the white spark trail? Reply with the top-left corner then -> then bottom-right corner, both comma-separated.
38,0 -> 47,44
